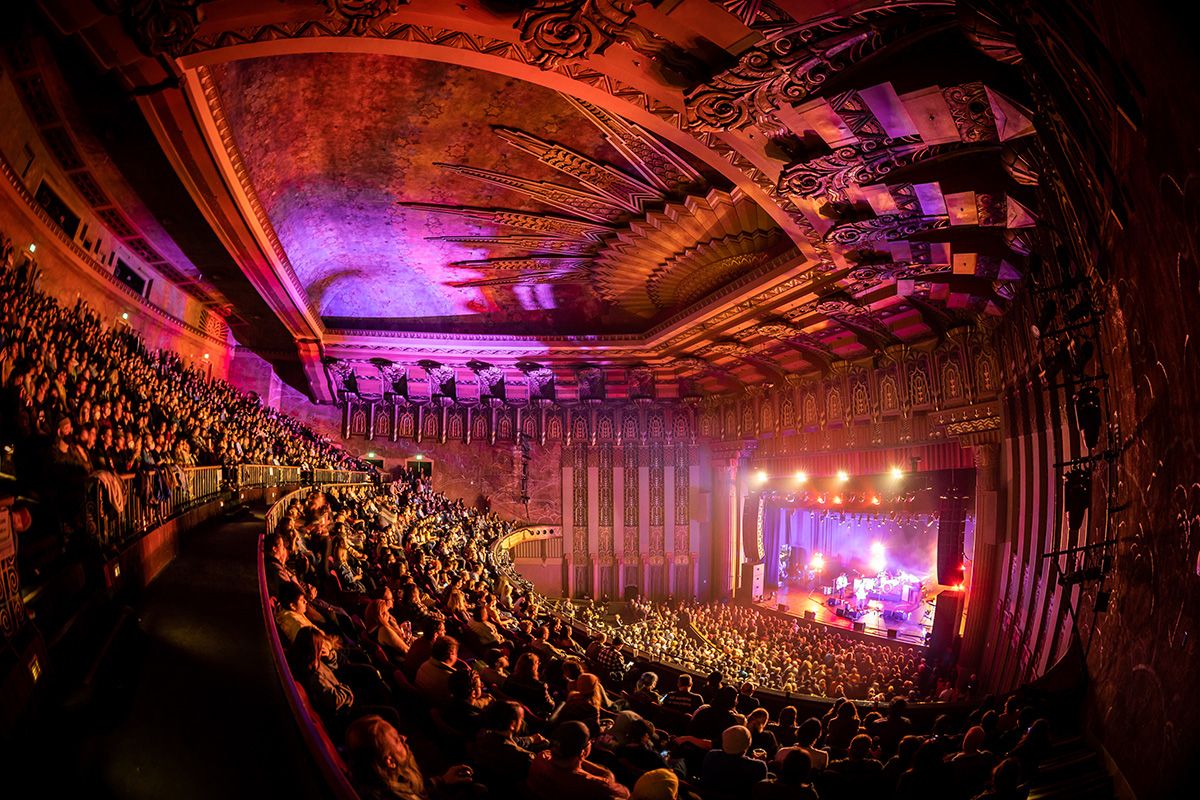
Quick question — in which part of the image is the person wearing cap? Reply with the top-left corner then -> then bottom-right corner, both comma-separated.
632,768 -> 679,800
526,720 -> 630,800
701,725 -> 768,794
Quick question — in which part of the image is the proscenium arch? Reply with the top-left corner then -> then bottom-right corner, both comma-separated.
173,33 -> 818,261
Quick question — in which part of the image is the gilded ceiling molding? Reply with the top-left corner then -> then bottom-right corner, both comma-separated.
682,9 -> 945,131
101,0 -> 212,57
318,0 -> 408,36
514,0 -> 636,68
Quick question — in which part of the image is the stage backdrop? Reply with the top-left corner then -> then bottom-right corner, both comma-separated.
761,506 -> 948,589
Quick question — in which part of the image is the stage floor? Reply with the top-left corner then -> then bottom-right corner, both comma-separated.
756,586 -> 934,646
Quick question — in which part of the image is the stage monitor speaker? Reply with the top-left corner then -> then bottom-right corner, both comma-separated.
776,603 -> 789,613
623,585 -> 640,602
887,629 -> 899,639
852,621 -> 866,632
803,610 -> 817,621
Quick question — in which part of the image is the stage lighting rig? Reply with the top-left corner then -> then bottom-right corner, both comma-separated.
1064,466 -> 1093,535
837,470 -> 850,483
1073,386 -> 1102,449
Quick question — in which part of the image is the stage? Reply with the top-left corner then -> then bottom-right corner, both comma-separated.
755,585 -> 935,646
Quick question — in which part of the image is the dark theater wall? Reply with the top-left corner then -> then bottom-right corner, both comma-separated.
977,2 -> 1200,795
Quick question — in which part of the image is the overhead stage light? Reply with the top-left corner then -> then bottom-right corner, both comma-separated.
870,542 -> 885,557
890,466 -> 904,480
754,470 -> 768,485
795,471 -> 808,484
837,470 -> 850,483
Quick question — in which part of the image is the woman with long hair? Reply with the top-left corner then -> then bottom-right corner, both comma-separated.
287,627 -> 353,725
502,651 -> 555,718
365,598 -> 413,657
553,672 -> 607,737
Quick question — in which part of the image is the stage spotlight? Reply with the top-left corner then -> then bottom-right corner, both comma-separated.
832,495 -> 843,505
870,553 -> 886,573
837,470 -> 850,483
817,495 -> 827,505
870,542 -> 885,557
810,553 -> 825,571
754,470 -> 768,485
870,495 -> 881,506
795,470 -> 808,484
890,466 -> 904,480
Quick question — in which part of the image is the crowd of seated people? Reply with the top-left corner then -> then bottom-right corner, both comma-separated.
265,474 -> 1052,800
0,232 -> 364,579
569,597 -> 938,702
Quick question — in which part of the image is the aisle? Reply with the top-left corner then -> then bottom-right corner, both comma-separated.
12,506 -> 331,800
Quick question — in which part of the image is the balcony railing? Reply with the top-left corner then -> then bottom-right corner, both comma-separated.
310,468 -> 372,485
86,465 -> 225,548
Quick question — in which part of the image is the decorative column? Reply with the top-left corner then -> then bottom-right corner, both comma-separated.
710,440 -> 756,599
561,446 -> 575,598
621,441 -> 640,595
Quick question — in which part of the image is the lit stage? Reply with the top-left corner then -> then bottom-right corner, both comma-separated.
749,494 -> 976,647
755,584 -> 935,646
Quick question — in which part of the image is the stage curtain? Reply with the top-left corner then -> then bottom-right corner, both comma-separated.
763,505 -> 786,587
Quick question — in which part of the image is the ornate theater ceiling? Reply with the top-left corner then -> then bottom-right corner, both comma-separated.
205,53 -> 777,335
41,0 -> 1041,404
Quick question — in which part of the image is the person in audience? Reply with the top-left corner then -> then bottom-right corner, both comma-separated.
365,597 -> 413,658
701,724 -> 768,794
660,674 -> 703,716
753,749 -> 818,800
288,627 -> 354,726
873,698 -> 914,759
735,682 -> 760,716
526,721 -> 631,800
504,652 -> 555,719
346,714 -> 477,800
745,708 -> 777,759
825,734 -> 883,797
628,671 -> 662,717
405,618 -> 446,681
970,757 -> 1024,800
555,672 -> 607,737
775,717 -> 828,771
275,581 -> 318,645
472,700 -> 542,794
690,685 -> 746,745
881,735 -> 922,791
895,739 -> 949,800
825,701 -> 861,758
768,705 -> 799,748
951,725 -> 998,798
416,635 -> 460,706
631,768 -> 679,800
472,648 -> 509,691
437,669 -> 487,739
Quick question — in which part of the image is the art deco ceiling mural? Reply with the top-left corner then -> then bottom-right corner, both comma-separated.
39,0 -> 1042,403
206,54 -> 783,335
